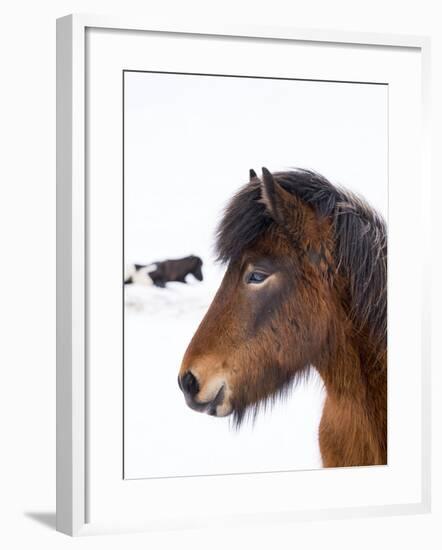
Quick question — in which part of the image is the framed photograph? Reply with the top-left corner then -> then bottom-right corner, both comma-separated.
56,14 -> 431,536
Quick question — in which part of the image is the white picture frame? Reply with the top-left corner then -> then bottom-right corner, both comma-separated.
56,13 -> 431,536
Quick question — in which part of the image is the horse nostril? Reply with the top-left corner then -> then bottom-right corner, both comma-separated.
181,371 -> 199,396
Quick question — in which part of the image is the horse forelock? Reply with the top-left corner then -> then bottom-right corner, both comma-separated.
215,169 -> 387,348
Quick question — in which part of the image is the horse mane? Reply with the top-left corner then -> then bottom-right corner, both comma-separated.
216,169 -> 387,349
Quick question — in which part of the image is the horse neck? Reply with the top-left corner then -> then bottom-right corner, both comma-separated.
315,320 -> 387,467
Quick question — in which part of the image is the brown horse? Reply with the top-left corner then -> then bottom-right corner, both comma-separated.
178,168 -> 387,468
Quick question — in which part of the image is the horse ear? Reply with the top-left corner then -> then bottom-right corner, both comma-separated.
260,167 -> 295,225
260,167 -> 314,241
249,168 -> 257,180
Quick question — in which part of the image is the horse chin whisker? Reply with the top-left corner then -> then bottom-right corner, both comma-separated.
229,368 -> 312,430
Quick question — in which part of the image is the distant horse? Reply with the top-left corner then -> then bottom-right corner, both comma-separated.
125,255 -> 203,288
178,168 -> 387,468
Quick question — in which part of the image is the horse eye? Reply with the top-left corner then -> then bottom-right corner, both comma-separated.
247,271 -> 268,284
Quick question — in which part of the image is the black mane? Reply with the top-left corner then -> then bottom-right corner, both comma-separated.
216,169 -> 387,347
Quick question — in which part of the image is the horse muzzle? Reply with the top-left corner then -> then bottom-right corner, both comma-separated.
178,371 -> 232,417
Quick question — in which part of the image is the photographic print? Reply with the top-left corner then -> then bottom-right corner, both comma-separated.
123,71 -> 387,479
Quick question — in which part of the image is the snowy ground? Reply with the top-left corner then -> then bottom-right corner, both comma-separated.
124,263 -> 325,479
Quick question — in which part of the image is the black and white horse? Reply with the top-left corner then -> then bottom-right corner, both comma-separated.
125,255 -> 203,288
